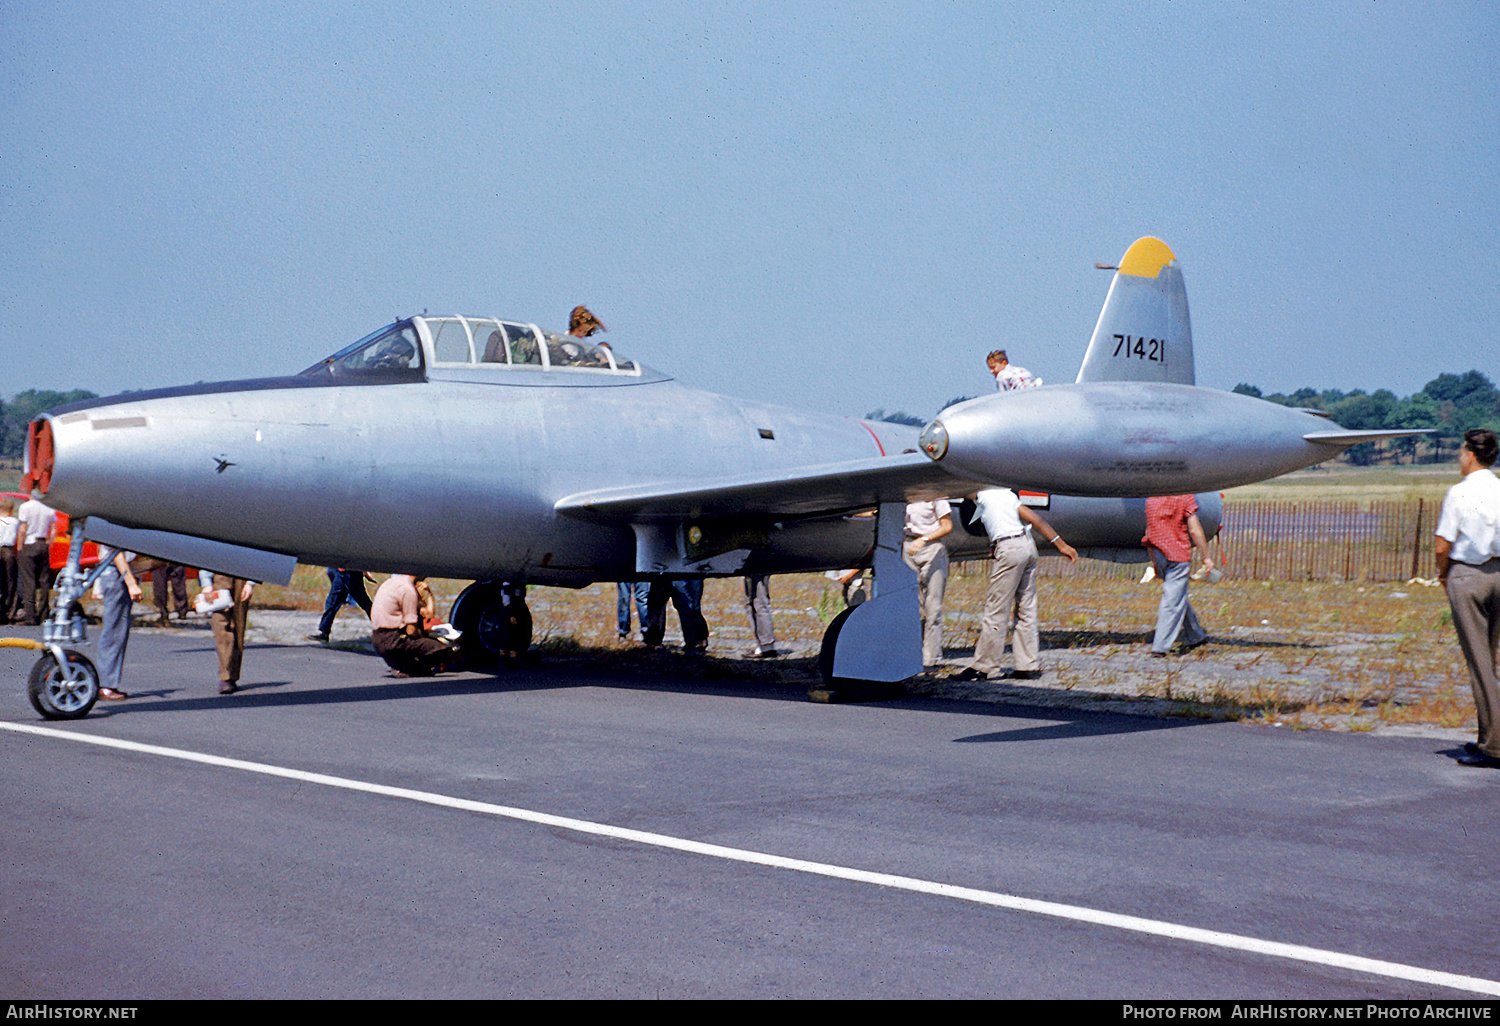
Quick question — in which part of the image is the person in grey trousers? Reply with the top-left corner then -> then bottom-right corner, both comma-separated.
1434,428 -> 1500,768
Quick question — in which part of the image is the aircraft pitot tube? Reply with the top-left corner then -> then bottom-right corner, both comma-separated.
918,382 -> 1404,498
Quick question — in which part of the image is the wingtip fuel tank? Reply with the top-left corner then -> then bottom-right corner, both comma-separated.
921,382 -> 1377,497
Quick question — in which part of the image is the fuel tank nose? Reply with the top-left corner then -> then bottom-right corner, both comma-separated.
918,419 -> 948,460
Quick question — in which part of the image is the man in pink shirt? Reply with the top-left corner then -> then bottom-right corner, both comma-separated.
1142,494 -> 1215,657
370,574 -> 459,677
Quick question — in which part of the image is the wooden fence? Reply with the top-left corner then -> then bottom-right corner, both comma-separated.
962,499 -> 1437,583
1214,499 -> 1434,583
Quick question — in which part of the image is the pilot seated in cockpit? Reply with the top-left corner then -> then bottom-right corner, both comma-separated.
370,337 -> 416,370
568,305 -> 607,338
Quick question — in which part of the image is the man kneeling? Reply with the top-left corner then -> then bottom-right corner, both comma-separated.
370,573 -> 460,677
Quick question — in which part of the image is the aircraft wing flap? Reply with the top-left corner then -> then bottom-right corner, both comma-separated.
555,452 -> 984,523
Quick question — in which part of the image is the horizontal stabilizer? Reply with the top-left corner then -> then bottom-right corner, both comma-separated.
83,517 -> 297,584
1303,428 -> 1433,448
1076,237 -> 1194,386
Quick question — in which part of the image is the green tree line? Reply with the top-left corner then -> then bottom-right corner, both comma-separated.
0,390 -> 99,459
1232,369 -> 1499,465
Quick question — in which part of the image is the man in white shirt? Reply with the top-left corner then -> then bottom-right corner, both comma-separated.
0,498 -> 19,623
987,350 -> 1042,392
902,499 -> 953,667
14,496 -> 55,625
956,488 -> 1078,681
1434,428 -> 1500,767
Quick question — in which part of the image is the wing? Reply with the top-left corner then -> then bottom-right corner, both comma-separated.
555,451 -> 988,523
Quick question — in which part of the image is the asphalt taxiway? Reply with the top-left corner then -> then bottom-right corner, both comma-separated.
2,627 -> 1497,1000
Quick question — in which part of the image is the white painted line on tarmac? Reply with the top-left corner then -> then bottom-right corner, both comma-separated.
7,718 -> 1498,997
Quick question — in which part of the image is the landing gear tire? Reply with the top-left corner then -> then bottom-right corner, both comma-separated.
28,649 -> 100,720
450,581 -> 532,669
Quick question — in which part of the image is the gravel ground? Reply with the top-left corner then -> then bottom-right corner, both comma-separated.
114,582 -> 1475,749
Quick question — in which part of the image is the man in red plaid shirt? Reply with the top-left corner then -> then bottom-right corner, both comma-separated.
1142,494 -> 1215,656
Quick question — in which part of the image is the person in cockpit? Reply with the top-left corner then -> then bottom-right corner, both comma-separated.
568,305 -> 607,337
371,337 -> 416,369
564,305 -> 614,367
546,305 -> 607,367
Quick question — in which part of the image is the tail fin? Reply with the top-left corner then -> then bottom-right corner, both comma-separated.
1074,237 -> 1194,385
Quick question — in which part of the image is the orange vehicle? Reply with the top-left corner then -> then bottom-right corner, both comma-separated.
3,492 -> 100,571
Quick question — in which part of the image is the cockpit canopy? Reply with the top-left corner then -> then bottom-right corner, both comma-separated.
300,316 -> 638,380
422,316 -> 636,373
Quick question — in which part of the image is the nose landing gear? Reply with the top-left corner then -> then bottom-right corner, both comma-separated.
13,516 -> 114,719
27,647 -> 100,720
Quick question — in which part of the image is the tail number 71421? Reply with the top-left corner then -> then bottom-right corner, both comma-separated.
1112,334 -> 1166,363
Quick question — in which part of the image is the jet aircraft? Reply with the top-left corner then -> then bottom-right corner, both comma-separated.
18,238 -> 1415,718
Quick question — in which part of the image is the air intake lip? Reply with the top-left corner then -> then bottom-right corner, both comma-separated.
22,418 -> 54,494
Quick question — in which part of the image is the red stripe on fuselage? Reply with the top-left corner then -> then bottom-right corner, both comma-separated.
856,420 -> 887,456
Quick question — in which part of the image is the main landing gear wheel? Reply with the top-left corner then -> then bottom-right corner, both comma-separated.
450,581 -> 532,669
28,649 -> 100,720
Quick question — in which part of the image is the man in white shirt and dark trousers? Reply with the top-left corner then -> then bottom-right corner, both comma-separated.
1434,428 -> 1500,768
0,498 -> 19,623
14,495 -> 55,626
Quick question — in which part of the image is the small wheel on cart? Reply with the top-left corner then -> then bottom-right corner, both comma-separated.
27,649 -> 100,720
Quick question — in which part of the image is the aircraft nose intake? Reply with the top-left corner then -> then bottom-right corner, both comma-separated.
22,418 -> 55,494
918,419 -> 948,461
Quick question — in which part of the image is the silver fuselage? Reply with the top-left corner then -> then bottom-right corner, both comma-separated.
37,361 -> 1215,584
40,369 -> 893,582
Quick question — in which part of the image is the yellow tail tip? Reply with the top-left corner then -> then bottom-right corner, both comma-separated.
1117,237 -> 1177,279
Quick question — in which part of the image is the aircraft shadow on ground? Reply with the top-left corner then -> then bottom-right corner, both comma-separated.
65,638 -> 1209,742
941,702 -> 1201,744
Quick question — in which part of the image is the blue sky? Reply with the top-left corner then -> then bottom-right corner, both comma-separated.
2,1 -> 1495,420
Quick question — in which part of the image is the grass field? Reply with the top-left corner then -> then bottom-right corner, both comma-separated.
1223,463 -> 1457,506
